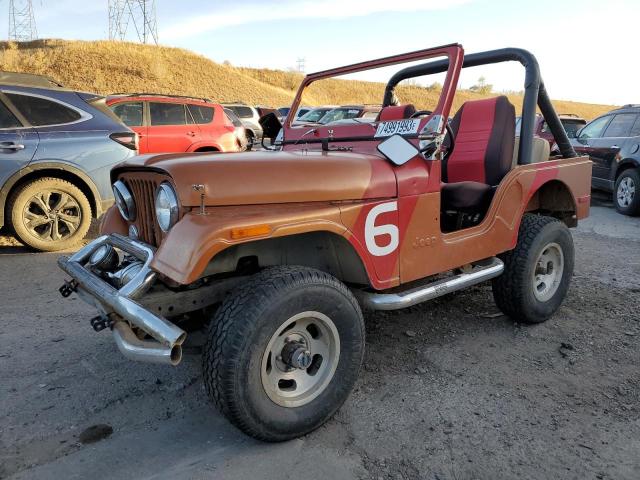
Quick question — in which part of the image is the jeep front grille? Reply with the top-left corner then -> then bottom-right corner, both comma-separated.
127,177 -> 161,247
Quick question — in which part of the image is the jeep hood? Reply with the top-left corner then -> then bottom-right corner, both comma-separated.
113,150 -> 397,207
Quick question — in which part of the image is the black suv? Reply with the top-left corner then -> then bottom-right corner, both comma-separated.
572,105 -> 640,216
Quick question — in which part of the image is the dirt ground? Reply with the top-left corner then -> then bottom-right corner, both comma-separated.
0,193 -> 638,480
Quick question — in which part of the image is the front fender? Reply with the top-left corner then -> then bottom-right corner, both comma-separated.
150,203 -> 351,285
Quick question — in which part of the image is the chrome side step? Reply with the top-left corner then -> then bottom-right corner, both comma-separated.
357,257 -> 504,311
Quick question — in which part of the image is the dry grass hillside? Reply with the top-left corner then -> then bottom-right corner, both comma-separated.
0,39 -> 616,120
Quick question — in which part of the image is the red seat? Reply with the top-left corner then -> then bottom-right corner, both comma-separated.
376,104 -> 416,122
441,96 -> 515,211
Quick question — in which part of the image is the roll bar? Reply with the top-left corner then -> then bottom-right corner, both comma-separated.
383,48 -> 577,164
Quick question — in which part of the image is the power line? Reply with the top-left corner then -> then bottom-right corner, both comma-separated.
108,0 -> 158,45
8,0 -> 37,41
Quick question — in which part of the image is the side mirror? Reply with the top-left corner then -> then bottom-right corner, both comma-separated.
377,134 -> 419,166
259,112 -> 282,142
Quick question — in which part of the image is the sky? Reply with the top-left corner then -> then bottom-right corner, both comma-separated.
4,0 -> 639,105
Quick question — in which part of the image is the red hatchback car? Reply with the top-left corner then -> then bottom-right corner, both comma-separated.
107,94 -> 242,154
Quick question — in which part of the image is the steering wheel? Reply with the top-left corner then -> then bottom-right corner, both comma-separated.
410,110 -> 432,118
411,111 -> 455,160
443,122 -> 455,161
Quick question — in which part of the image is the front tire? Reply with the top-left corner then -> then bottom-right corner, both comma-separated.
8,177 -> 92,252
614,168 -> 640,216
492,214 -> 574,324
203,266 -> 365,441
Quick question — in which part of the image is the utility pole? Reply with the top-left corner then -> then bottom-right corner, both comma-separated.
108,0 -> 158,45
8,0 -> 38,41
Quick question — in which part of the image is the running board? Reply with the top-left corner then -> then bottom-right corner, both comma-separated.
357,257 -> 504,311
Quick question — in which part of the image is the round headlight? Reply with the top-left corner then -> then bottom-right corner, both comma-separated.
113,180 -> 136,221
155,182 -> 179,232
88,244 -> 119,271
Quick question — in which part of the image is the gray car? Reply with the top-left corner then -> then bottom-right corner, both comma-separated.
221,103 -> 263,148
0,71 -> 137,251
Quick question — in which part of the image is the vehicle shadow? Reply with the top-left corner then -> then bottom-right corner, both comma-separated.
0,222 -> 100,255
0,228 -> 31,255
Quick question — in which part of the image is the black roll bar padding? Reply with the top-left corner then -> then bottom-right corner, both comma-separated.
537,82 -> 576,159
383,48 -> 577,164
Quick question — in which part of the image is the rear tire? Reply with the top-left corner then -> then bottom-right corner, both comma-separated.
8,177 -> 92,252
245,130 -> 254,151
202,266 -> 365,441
492,214 -> 574,324
614,168 -> 640,216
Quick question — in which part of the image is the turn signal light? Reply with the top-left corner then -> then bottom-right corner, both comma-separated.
230,224 -> 271,240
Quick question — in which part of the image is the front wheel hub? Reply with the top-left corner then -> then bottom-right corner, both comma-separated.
261,311 -> 340,408
282,340 -> 312,369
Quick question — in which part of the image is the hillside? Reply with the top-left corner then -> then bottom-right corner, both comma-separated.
0,39 -> 616,120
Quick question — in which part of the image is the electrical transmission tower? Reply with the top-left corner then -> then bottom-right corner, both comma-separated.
108,0 -> 158,45
8,0 -> 38,41
296,57 -> 306,73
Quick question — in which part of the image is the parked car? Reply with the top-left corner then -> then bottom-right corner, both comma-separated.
571,104 -> 640,215
107,94 -> 241,154
291,106 -> 335,125
278,106 -> 311,123
221,103 -> 263,148
59,45 -> 590,442
0,71 -> 136,251
516,113 -> 586,146
224,107 -> 249,151
317,105 -> 381,124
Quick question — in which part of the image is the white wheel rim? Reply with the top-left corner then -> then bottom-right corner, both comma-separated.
532,242 -> 564,302
261,311 -> 340,408
617,177 -> 635,208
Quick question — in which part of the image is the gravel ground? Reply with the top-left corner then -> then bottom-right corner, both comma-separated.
0,194 -> 638,480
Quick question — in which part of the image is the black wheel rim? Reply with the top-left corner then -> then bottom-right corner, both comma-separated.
22,189 -> 82,242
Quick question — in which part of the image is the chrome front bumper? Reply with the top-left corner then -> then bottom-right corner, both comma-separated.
58,233 -> 186,365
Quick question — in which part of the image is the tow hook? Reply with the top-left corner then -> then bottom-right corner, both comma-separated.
58,279 -> 78,298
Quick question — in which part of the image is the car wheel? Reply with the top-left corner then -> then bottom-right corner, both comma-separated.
8,177 -> 92,252
202,266 -> 365,441
492,214 -> 574,324
245,130 -> 254,151
614,168 -> 640,216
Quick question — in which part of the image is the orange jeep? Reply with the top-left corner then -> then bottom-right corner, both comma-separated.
58,45 -> 592,441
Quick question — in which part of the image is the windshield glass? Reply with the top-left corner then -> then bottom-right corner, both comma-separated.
562,119 -> 586,138
319,108 -> 362,124
297,108 -> 330,123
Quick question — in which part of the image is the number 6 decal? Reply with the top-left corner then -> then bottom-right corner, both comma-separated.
365,201 -> 399,256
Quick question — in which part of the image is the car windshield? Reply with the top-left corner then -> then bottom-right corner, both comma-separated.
319,108 -> 362,124
561,119 -> 585,138
278,107 -> 290,115
297,108 -> 330,123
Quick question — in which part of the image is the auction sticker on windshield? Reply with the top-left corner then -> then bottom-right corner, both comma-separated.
374,119 -> 421,138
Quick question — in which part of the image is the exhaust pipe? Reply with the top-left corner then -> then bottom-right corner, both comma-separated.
112,321 -> 182,366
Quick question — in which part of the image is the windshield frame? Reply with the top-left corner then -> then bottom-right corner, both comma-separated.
281,44 -> 464,147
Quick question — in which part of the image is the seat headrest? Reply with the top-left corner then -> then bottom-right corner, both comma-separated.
377,104 -> 416,122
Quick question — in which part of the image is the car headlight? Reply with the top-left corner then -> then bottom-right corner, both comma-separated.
155,182 -> 179,232
113,180 -> 136,221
